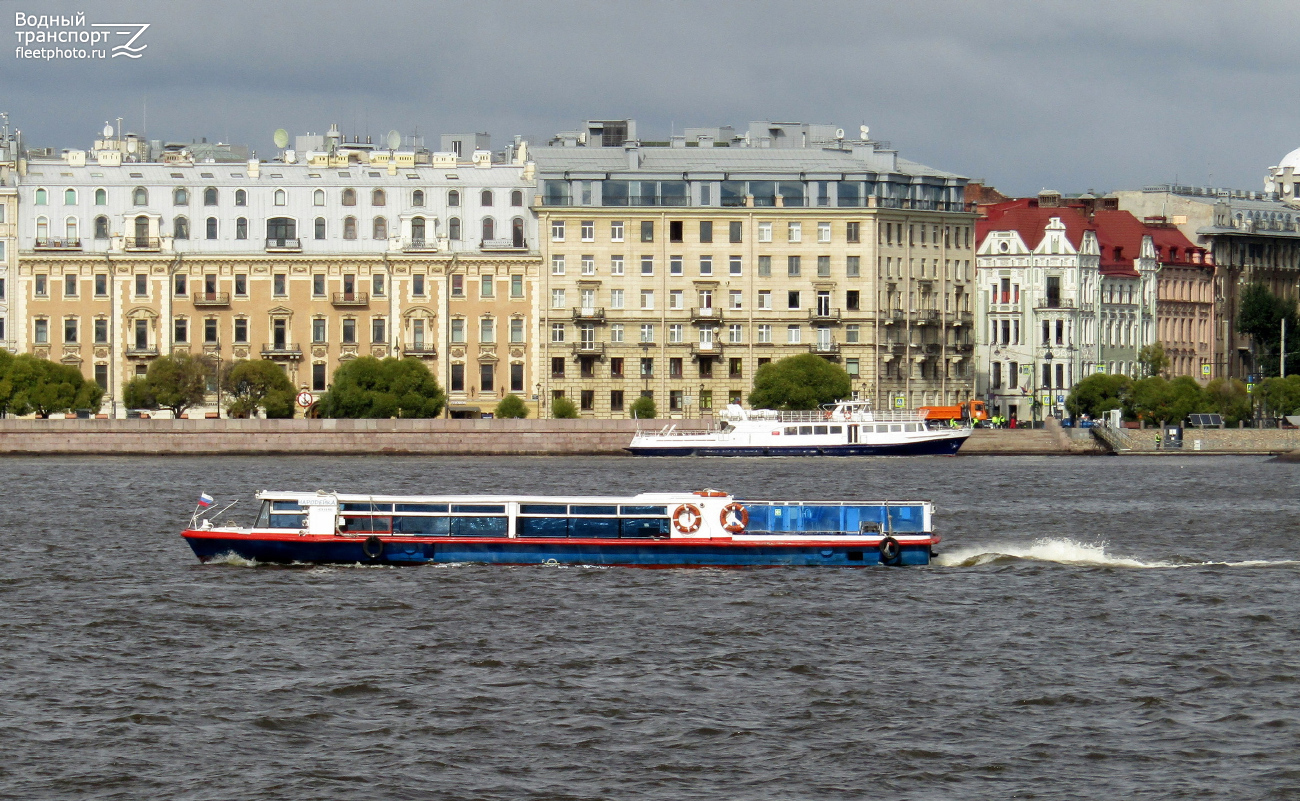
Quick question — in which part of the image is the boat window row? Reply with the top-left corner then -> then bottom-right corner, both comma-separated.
779,423 -> 924,435
782,425 -> 845,436
744,503 -> 927,534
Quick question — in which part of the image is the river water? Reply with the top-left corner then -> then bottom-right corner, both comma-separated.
2,454 -> 1299,800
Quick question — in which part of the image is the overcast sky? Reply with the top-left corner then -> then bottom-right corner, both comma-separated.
2,0 -> 1294,195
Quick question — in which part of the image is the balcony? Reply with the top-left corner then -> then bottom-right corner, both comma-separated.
332,291 -> 369,307
809,307 -> 842,323
265,237 -> 302,252
1035,298 -> 1075,310
261,342 -> 303,359
192,292 -> 231,307
913,309 -> 940,324
949,310 -> 974,326
572,307 -> 606,322
570,341 -> 606,356
480,238 -> 529,252
125,345 -> 159,357
34,237 -> 81,251
124,237 -> 161,252
809,341 -> 841,358
690,342 -> 724,358
402,237 -> 438,253
404,343 -> 437,357
690,307 -> 722,323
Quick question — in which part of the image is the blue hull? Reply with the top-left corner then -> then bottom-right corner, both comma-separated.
186,536 -> 933,568
626,437 -> 967,457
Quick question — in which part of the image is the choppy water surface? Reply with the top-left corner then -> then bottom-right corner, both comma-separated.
2,455 -> 1299,800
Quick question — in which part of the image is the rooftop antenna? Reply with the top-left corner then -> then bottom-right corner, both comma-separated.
386,129 -> 400,150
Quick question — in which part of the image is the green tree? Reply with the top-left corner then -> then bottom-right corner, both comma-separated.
1237,283 -> 1299,376
494,394 -> 530,419
748,353 -> 851,411
1258,375 -> 1300,418
551,396 -> 579,419
630,394 -> 657,419
3,354 -> 103,417
121,353 -> 212,417
1204,377 -> 1252,426
1137,342 -> 1171,378
221,359 -> 297,419
1065,372 -> 1132,419
315,356 -> 445,418
1125,375 -> 1208,426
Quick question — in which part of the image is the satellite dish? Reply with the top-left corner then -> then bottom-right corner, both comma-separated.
126,139 -> 137,153
835,128 -> 845,140
386,130 -> 401,150
273,128 -> 290,149
102,122 -> 114,138
860,125 -> 869,140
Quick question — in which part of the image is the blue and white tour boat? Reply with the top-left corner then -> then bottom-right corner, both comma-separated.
626,400 -> 970,457
182,488 -> 940,568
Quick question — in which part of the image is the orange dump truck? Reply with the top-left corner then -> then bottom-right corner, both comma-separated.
918,399 -> 989,423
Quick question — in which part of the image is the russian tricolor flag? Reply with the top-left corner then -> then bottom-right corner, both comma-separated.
197,492 -> 214,508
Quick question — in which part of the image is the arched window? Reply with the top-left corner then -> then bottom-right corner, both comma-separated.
34,188 -> 47,205
234,189 -> 246,206
35,216 -> 48,240
64,188 -> 77,205
94,188 -> 107,205
235,217 -> 248,240
511,190 -> 523,207
266,217 -> 296,244
342,188 -> 356,206
481,217 -> 495,241
94,215 -> 109,239
314,217 -> 326,239
133,187 -> 148,206
373,216 -> 388,239
448,189 -> 460,207
134,215 -> 149,244
66,217 -> 79,241
449,216 -> 461,240
412,216 -> 426,243
511,217 -> 524,248
481,190 -> 493,207
372,189 -> 386,206
205,217 -> 218,239
274,189 -> 286,206
174,187 -> 188,206
343,216 -> 357,240
313,189 -> 325,206
203,187 -> 218,206
412,189 -> 425,207
174,216 -> 190,239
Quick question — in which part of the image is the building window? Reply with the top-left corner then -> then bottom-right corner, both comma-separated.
373,217 -> 388,239
757,290 -> 771,309
640,324 -> 655,343
550,323 -> 565,343
203,187 -> 218,206
818,221 -> 831,243
579,220 -> 594,241
551,289 -> 566,309
641,256 -> 654,276
641,220 -> 654,242
480,275 -> 494,298
480,317 -> 495,343
729,221 -> 743,243
846,290 -> 860,311
510,317 -> 524,343
206,217 -> 218,239
312,318 -> 326,343
511,274 -> 523,298
342,188 -> 356,206
610,256 -> 624,276
173,274 -> 186,297
134,274 -> 147,297
94,188 -> 107,205
481,217 -> 495,241
63,274 -> 77,298
551,220 -> 566,241
669,324 -> 684,344
372,189 -> 386,206
312,189 -> 325,207
787,325 -> 802,344
63,317 -> 78,343
132,187 -> 148,206
235,217 -> 248,239
510,362 -> 524,392
817,256 -> 831,277
482,364 -> 496,393
342,318 -> 356,344
448,189 -> 460,207
610,324 -> 624,343
610,221 -> 624,242
413,274 -> 426,297
234,318 -> 248,343
729,324 -> 743,344
481,190 -> 494,207
847,256 -> 860,277
757,324 -> 772,343
234,189 -> 246,206
511,190 -> 524,207
451,363 -> 465,392
786,256 -> 801,277
412,189 -> 425,207
610,289 -> 624,309
551,357 -> 565,379
641,357 -> 654,378
551,255 -> 566,276
699,220 -> 713,243
757,221 -> 772,243
173,187 -> 188,206
847,221 -> 860,243
640,290 -> 654,310
372,274 -> 385,297
204,318 -> 218,344
312,363 -> 327,391
670,256 -> 683,276
372,318 -> 386,343
34,318 -> 48,344
94,318 -> 108,344
343,216 -> 357,240
846,324 -> 860,343
274,189 -> 286,206
451,274 -> 464,297
93,215 -> 109,239
173,216 -> 190,239
448,217 -> 461,240
273,274 -> 287,297
235,274 -> 247,296
93,274 -> 107,297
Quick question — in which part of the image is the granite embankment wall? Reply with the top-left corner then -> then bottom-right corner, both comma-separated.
1101,426 -> 1300,455
0,418 -> 644,455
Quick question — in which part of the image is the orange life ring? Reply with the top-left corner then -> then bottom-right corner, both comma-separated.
673,504 -> 703,534
693,489 -> 728,498
719,503 -> 748,533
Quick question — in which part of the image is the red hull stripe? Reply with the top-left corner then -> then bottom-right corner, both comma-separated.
181,529 -> 935,548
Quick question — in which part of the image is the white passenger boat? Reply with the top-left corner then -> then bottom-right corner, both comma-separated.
626,400 -> 971,456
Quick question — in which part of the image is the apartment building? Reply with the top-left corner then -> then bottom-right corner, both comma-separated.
532,120 -> 976,418
15,125 -> 540,416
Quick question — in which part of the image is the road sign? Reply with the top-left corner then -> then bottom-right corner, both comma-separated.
893,396 -> 905,409
1201,364 -> 1211,377
296,391 -> 314,408
1056,394 -> 1064,403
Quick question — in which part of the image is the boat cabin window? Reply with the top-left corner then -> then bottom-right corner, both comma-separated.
521,504 -> 566,514
829,426 -> 842,434
904,423 -> 918,432
452,504 -> 506,514
259,499 -> 305,528
799,425 -> 813,435
743,503 -> 927,535
813,425 -> 828,435
395,503 -> 448,513
784,427 -> 797,435
516,503 -> 669,539
340,515 -> 392,534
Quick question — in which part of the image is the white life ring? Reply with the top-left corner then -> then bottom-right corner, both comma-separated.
672,503 -> 703,534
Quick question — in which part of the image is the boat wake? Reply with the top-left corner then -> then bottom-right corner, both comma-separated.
935,538 -> 1300,570
204,551 -> 260,568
